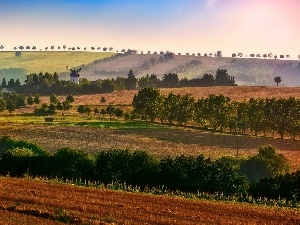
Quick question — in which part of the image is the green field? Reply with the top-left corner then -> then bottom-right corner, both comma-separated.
0,51 -> 115,83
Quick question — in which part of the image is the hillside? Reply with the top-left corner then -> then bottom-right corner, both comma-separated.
0,51 -> 114,83
1,177 -> 300,224
1,51 -> 300,86
78,53 -> 300,86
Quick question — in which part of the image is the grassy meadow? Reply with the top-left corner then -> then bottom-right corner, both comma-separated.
0,51 -> 115,83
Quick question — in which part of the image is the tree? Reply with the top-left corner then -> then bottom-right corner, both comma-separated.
124,70 -> 137,90
132,88 -> 161,122
161,73 -> 179,88
84,106 -> 92,116
274,76 -> 282,86
176,93 -> 195,125
93,108 -> 99,116
66,94 -> 75,103
1,78 -> 6,87
240,145 -> 290,182
50,93 -> 59,105
114,108 -> 123,119
77,105 -> 85,115
27,96 -> 34,107
161,92 -> 180,124
34,94 -> 40,104
215,69 -> 235,86
6,101 -> 15,114
0,99 -> 6,112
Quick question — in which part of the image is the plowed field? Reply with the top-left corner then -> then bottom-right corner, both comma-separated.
1,177 -> 299,225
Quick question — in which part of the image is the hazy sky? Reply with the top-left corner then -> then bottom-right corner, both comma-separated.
1,0 -> 299,58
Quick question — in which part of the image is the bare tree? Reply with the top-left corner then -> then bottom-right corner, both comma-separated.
63,45 -> 67,50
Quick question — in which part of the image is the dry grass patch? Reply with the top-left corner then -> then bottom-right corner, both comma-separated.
36,86 -> 300,107
0,123 -> 299,170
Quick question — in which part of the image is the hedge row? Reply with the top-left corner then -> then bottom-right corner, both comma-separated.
0,136 -> 299,202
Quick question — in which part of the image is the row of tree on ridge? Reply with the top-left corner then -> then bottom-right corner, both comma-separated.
1,69 -> 236,95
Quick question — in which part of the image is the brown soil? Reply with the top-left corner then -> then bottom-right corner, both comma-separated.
1,177 -> 299,225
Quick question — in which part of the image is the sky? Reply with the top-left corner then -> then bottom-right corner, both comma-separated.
1,0 -> 299,58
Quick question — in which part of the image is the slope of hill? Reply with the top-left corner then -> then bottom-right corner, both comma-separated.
0,51 -> 114,83
1,51 -> 300,86
79,53 -> 300,86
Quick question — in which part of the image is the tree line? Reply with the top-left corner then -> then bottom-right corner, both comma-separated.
132,88 -> 300,140
0,136 -> 298,206
1,68 -> 236,96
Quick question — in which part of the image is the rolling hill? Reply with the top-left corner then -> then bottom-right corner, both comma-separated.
78,53 -> 300,86
1,51 -> 300,86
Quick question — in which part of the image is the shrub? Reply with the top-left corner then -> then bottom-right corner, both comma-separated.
0,135 -> 46,155
51,148 -> 96,180
239,145 -> 290,182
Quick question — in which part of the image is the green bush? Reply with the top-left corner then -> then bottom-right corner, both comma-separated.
51,148 -> 96,180
239,145 -> 290,182
0,136 -> 46,155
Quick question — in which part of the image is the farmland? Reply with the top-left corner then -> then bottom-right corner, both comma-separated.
1,177 -> 300,224
1,86 -> 300,170
0,51 -> 114,83
1,85 -> 300,222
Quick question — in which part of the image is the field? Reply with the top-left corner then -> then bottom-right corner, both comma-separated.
0,51 -> 114,83
1,86 -> 300,170
1,177 -> 300,225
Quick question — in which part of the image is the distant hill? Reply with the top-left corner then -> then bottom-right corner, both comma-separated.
1,51 -> 300,86
78,53 -> 300,86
